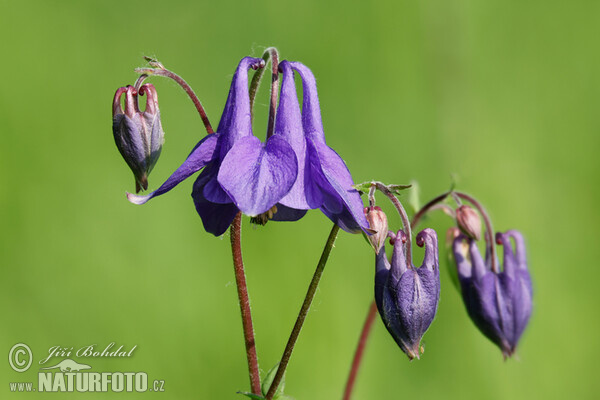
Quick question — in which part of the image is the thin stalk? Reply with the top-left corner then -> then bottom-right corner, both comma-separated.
411,191 -> 451,229
248,47 -> 279,138
135,66 -> 214,134
230,213 -> 261,395
343,301 -> 378,400
372,182 -> 412,265
265,224 -> 340,400
454,192 -> 498,272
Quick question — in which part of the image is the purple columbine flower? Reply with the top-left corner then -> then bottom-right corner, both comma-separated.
270,60 -> 368,233
127,57 -> 299,236
452,230 -> 532,358
375,228 -> 440,359
112,84 -> 164,193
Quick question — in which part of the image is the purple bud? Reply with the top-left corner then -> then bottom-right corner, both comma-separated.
112,84 -> 165,193
453,230 -> 532,358
364,206 -> 388,254
375,228 -> 440,360
456,205 -> 482,240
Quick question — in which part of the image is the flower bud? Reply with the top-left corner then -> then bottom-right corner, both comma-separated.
452,230 -> 532,358
364,206 -> 388,254
375,228 -> 440,360
112,84 -> 165,193
456,205 -> 482,240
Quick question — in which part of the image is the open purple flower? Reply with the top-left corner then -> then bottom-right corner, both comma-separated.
452,230 -> 532,357
271,61 -> 368,233
127,57 -> 298,236
375,228 -> 440,359
125,56 -> 368,236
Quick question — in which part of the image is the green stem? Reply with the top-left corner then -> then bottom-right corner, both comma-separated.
265,224 -> 340,400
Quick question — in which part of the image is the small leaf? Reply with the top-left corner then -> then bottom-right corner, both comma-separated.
237,391 -> 266,400
261,363 -> 285,398
352,181 -> 374,194
388,184 -> 412,195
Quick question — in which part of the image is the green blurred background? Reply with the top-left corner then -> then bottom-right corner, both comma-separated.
2,0 -> 599,398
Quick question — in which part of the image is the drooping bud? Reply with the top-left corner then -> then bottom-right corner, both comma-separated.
452,230 -> 532,358
112,84 -> 165,193
364,206 -> 388,254
375,228 -> 440,360
456,205 -> 482,240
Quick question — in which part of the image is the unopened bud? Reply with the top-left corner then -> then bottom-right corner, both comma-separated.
456,205 -> 482,240
364,206 -> 388,254
112,84 -> 165,193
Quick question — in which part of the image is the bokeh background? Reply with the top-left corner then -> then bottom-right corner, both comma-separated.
2,1 -> 599,399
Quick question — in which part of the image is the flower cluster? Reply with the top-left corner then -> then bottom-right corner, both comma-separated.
111,53 -> 534,399
121,57 -> 367,236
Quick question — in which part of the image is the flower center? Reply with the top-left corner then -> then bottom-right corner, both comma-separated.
250,205 -> 278,226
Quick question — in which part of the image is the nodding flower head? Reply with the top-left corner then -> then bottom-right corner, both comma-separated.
452,230 -> 532,358
126,57 -> 302,236
375,228 -> 440,360
112,84 -> 164,193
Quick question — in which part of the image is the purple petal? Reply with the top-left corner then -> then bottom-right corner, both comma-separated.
217,57 -> 265,158
276,61 -> 316,210
191,169 -> 239,236
217,135 -> 298,216
127,134 -> 218,205
289,61 -> 325,143
416,228 -> 439,272
309,140 -> 368,232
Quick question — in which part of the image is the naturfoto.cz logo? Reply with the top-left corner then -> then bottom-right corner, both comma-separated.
8,343 -> 165,393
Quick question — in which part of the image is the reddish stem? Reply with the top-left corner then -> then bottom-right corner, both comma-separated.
230,212 -> 261,394
343,301 -> 378,400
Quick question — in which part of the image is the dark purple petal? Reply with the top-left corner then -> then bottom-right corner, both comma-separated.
217,57 -> 265,158
375,231 -> 440,360
389,231 -> 408,281
191,169 -> 239,236
217,135 -> 298,216
453,234 -> 473,280
375,249 -> 391,312
127,134 -> 218,205
416,228 -> 439,272
270,204 -> 307,221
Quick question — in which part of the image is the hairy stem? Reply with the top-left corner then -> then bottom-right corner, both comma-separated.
372,182 -> 412,266
249,47 -> 279,139
265,224 -> 340,400
230,212 -> 261,394
454,192 -> 498,272
343,301 -> 378,400
135,67 -> 214,134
